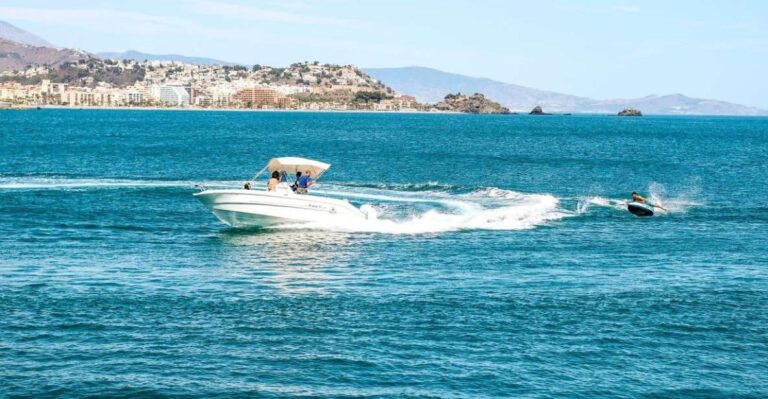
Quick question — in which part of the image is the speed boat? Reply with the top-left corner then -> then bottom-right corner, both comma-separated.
194,157 -> 377,228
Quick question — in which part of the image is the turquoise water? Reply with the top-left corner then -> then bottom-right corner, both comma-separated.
1,110 -> 767,398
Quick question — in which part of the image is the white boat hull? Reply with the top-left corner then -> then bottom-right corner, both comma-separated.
194,188 -> 368,228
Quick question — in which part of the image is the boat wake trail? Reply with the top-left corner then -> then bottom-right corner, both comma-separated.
273,184 -> 572,234
0,177 -> 244,191
11,177 -> 699,233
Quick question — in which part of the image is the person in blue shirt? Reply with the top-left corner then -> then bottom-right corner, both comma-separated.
296,170 -> 313,194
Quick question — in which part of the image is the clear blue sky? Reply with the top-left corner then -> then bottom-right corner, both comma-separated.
2,0 -> 766,108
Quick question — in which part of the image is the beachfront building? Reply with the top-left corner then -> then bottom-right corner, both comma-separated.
151,85 -> 190,106
0,83 -> 34,102
39,79 -> 70,104
231,87 -> 291,109
40,80 -> 69,96
194,95 -> 212,107
211,91 -> 232,107
61,89 -> 94,106
122,89 -> 144,105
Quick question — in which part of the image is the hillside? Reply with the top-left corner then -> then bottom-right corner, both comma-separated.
0,39 -> 93,72
0,21 -> 54,47
98,50 -> 236,66
365,66 -> 767,116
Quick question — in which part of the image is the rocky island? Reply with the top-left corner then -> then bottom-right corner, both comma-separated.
618,107 -> 643,116
435,93 -> 510,114
529,105 -> 551,115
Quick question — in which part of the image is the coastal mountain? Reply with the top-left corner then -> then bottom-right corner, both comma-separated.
0,39 -> 92,72
365,66 -> 588,112
97,50 -> 236,66
0,21 -> 54,47
582,94 -> 764,116
0,21 -> 92,72
365,66 -> 767,116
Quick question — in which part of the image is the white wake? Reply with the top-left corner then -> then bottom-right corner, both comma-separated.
271,185 -> 572,234
0,177 -> 573,234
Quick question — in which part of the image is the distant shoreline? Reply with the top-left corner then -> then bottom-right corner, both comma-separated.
4,105 -> 766,117
31,105 -> 456,114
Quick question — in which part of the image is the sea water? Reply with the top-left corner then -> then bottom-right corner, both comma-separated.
1,110 -> 767,397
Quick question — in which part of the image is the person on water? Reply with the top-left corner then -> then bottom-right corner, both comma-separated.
296,170 -> 313,194
631,191 -> 667,210
267,171 -> 280,191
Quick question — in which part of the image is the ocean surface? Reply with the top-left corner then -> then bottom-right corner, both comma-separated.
1,109 -> 767,398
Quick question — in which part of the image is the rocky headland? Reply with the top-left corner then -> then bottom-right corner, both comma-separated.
435,92 -> 510,114
618,107 -> 643,116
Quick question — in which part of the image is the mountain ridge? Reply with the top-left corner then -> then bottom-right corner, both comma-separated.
365,66 -> 767,116
0,21 -> 54,47
97,50 -> 236,66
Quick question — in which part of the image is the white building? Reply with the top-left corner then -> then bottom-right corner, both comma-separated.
151,85 -> 190,106
121,89 -> 144,105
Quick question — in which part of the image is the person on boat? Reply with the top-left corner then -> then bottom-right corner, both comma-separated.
291,171 -> 302,192
267,171 -> 280,191
296,170 -> 313,194
243,182 -> 251,190
631,192 -> 667,210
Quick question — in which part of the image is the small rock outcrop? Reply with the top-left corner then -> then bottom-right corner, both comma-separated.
435,92 -> 510,114
618,107 -> 642,116
529,105 -> 550,115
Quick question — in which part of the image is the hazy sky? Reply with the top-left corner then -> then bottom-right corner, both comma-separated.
2,0 -> 766,108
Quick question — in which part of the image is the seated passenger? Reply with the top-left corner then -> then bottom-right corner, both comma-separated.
243,182 -> 251,190
296,170 -> 313,194
267,171 -> 280,191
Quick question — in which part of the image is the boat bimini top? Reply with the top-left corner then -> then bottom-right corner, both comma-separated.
252,157 -> 331,181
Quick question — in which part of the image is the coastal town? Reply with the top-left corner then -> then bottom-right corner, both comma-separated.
0,59 -> 428,111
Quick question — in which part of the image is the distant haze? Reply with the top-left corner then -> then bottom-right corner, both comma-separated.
97,50 -> 236,66
365,67 -> 767,116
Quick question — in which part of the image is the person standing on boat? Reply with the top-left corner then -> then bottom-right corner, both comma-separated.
267,171 -> 280,192
631,192 -> 667,211
296,170 -> 313,194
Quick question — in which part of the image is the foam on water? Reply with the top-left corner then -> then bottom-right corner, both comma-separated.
0,177 -> 573,234
576,196 -> 627,214
1,177 -> 705,233
272,186 -> 571,234
575,182 -> 704,215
